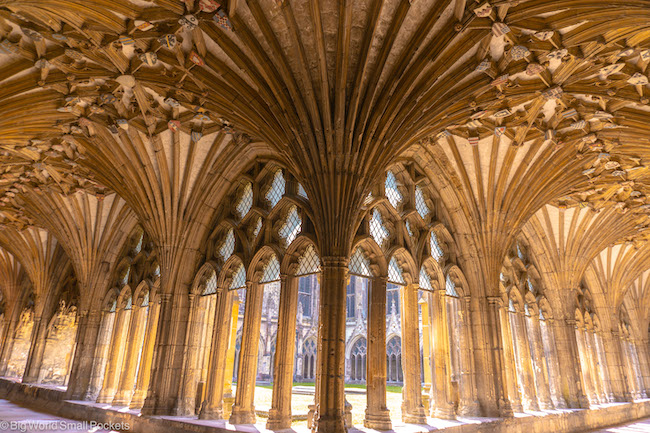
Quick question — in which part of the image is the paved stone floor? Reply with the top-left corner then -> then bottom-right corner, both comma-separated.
0,399 -> 116,432
586,418 -> 650,432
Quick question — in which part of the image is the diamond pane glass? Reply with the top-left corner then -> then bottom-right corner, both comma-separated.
388,257 -> 405,285
369,208 -> 389,246
445,274 -> 458,297
229,264 -> 246,290
121,267 -> 130,286
508,298 -> 515,312
419,267 -> 432,291
134,233 -> 144,254
253,217 -> 262,238
517,243 -> 525,261
236,182 -> 253,219
385,171 -> 402,208
296,245 -> 321,276
526,278 -> 534,292
266,170 -> 285,208
430,232 -> 443,261
349,247 -> 372,277
405,220 -> 413,238
202,270 -> 218,295
415,186 -> 430,218
279,206 -> 302,246
261,255 -> 280,283
219,229 -> 235,262
298,183 -> 308,199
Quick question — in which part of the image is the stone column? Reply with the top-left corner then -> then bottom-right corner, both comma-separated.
199,288 -> 236,419
363,276 -> 391,430
230,281 -> 264,425
575,325 -> 597,405
502,309 -> 522,413
541,319 -> 566,408
112,305 -> 148,406
429,288 -> 455,419
0,313 -> 20,376
66,310 -> 102,400
585,331 -> 604,404
84,311 -> 116,400
267,275 -> 299,429
626,340 -> 644,399
176,294 -> 204,415
22,315 -> 48,383
593,333 -> 613,402
313,257 -> 348,433
485,296 -> 514,417
457,296 -> 479,416
513,312 -> 539,411
130,298 -> 161,409
634,338 -> 650,397
223,296 -> 240,418
400,284 -> 427,424
527,314 -> 553,410
552,318 -> 589,408
96,308 -> 132,403
601,330 -> 629,401
419,298 -> 432,414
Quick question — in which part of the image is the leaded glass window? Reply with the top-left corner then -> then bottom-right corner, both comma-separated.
388,257 -> 405,285
296,245 -> 320,276
517,243 -> 525,261
253,217 -> 263,238
121,267 -> 130,286
297,183 -> 308,199
415,185 -> 430,218
266,170 -> 285,208
347,283 -> 355,319
279,206 -> 302,246
430,232 -> 444,261
153,264 -> 160,277
405,220 -> 414,238
229,264 -> 246,290
349,247 -> 372,277
508,298 -> 516,312
445,274 -> 459,297
369,208 -> 389,246
387,282 -> 400,315
236,182 -> 253,219
526,278 -> 534,293
134,233 -> 144,254
385,171 -> 402,208
419,267 -> 433,291
202,270 -> 218,295
219,229 -> 235,262
261,255 -> 280,283
298,275 -> 316,318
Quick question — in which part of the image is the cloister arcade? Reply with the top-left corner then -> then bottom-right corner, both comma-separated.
3,159 -> 648,433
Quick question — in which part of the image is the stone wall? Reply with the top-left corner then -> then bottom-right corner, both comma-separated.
1,378 -> 649,433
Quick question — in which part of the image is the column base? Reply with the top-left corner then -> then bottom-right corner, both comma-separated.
230,406 -> 257,425
315,413 -> 347,433
523,398 -> 540,412
364,407 -> 392,430
198,404 -> 224,420
111,391 -> 132,407
307,403 -> 316,430
128,391 -> 146,410
96,390 -> 116,404
458,400 -> 480,417
223,394 -> 235,419
401,402 -> 427,424
578,393 -> 591,409
266,409 -> 291,430
421,388 -> 431,413
498,399 -> 514,417
433,405 -> 456,420
538,399 -> 554,411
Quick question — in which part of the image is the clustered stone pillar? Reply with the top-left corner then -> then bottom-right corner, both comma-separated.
66,310 -> 102,400
575,324 -> 597,405
527,312 -> 554,410
96,306 -> 131,404
501,305 -> 522,413
84,310 -> 116,400
314,257 -> 348,433
230,281 -> 263,425
486,296 -> 514,417
399,284 -> 427,424
430,288 -> 455,419
130,298 -> 160,409
267,275 -> 299,429
511,311 -> 539,411
552,317 -> 589,408
540,317 -> 566,408
457,296 -> 479,416
223,297 -> 240,418
22,315 -> 48,383
364,276 -> 391,430
112,303 -> 148,406
199,288 -> 236,420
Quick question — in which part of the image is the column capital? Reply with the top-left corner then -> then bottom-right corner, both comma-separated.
486,295 -> 504,306
321,256 -> 349,268
565,318 -> 577,327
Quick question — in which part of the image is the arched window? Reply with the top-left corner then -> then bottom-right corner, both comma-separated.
235,182 -> 253,219
386,337 -> 403,383
385,171 -> 402,208
218,229 -> 235,262
202,270 -> 218,296
415,185 -> 430,218
350,338 -> 367,382
445,275 -> 459,297
369,209 -> 389,246
430,232 -> 444,262
279,206 -> 302,246
266,170 -> 285,208
302,338 -> 317,380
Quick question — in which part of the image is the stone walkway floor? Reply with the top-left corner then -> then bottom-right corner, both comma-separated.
586,418 -> 650,432
0,399 -> 116,432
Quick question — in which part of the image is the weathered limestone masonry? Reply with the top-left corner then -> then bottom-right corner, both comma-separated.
3,378 -> 650,433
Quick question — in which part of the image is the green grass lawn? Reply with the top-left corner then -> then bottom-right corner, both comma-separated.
246,382 -> 403,393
